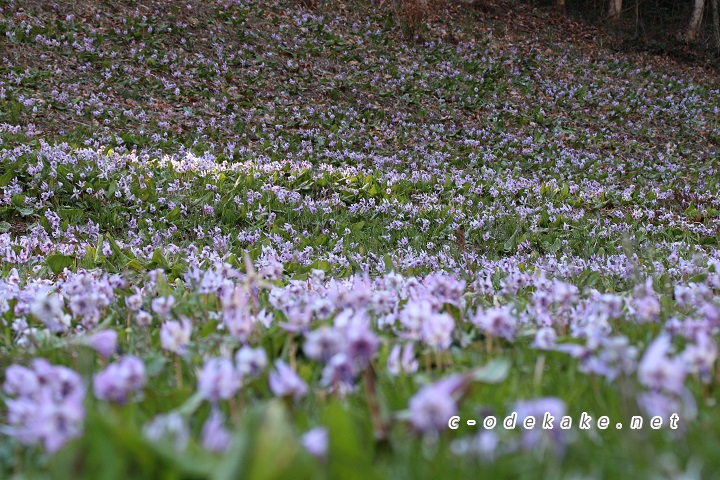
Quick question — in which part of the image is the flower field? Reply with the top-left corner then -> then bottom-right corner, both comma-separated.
1,0 -> 720,477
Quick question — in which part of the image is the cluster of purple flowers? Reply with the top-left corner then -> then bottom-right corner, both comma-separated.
398,299 -> 456,350
3,359 -> 85,453
198,346 -> 268,403
93,355 -> 147,404
300,308 -> 380,396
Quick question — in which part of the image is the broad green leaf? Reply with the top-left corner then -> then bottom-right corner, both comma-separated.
47,253 -> 74,274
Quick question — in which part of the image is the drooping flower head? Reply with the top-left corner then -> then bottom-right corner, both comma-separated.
235,346 -> 268,379
197,357 -> 240,403
638,333 -> 686,394
269,360 -> 308,401
85,329 -> 118,357
201,410 -> 232,453
160,317 -> 192,355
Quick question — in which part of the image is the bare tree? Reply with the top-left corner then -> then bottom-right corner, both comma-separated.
684,0 -> 705,41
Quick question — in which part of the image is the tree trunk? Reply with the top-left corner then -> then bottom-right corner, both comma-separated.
608,0 -> 623,19
712,0 -> 720,52
684,0 -> 705,41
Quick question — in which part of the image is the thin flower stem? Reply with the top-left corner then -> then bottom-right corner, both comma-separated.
363,367 -> 386,440
228,395 -> 239,423
175,354 -> 183,388
289,335 -> 297,371
533,354 -> 545,389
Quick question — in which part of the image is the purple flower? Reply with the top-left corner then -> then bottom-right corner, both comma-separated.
151,295 -> 175,319
512,397 -> 567,454
301,427 -> 328,459
221,286 -> 254,341
598,293 -> 624,319
32,399 -> 85,453
31,359 -> 85,404
637,389 -> 696,424
235,346 -> 268,379
451,430 -> 500,460
632,296 -> 661,323
580,336 -> 638,382
550,279 -> 579,309
30,289 -> 68,332
638,333 -> 686,394
532,327 -> 557,350
160,317 -> 192,354
93,355 -> 146,404
399,300 -> 434,340
201,410 -> 232,453
3,365 -> 39,398
85,330 -> 117,357
387,343 -> 419,376
472,306 -> 516,341
198,358 -> 240,402
421,312 -> 455,350
3,360 -> 85,453
269,360 -> 308,401
674,285 -> 693,307
342,311 -> 379,368
408,375 -> 465,434
125,288 -> 143,311
681,332 -> 717,383
144,412 -> 189,452
304,326 -> 344,361
136,309 -> 152,327
320,353 -> 356,395
701,303 -> 720,326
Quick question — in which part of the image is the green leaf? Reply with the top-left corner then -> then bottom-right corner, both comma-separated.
10,194 -> 25,207
50,410 -> 217,480
143,354 -> 167,377
167,206 -> 181,221
468,358 -> 511,384
155,272 -> 173,297
322,402 -> 380,480
310,260 -> 331,272
214,405 -> 265,480
383,253 -> 394,273
94,234 -> 105,264
246,401 -> 316,480
126,258 -> 144,272
150,248 -> 170,271
107,180 -> 118,197
47,253 -> 75,274
0,168 -> 15,187
312,234 -> 328,247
